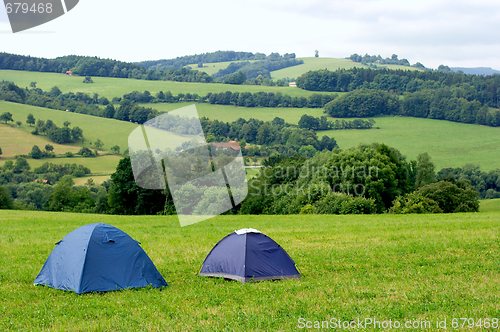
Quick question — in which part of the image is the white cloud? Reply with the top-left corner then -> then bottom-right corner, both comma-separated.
0,0 -> 499,68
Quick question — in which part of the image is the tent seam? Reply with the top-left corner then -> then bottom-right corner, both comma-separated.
76,224 -> 98,294
243,233 -> 248,281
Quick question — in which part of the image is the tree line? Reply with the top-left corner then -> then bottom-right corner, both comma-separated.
211,55 -> 303,84
0,81 -> 342,157
0,52 -> 302,85
138,51 -> 265,69
297,67 -> 500,108
298,114 -> 375,130
348,53 -> 425,69
0,52 -> 213,83
3,146 -> 497,215
323,89 -> 499,126
120,89 -> 336,108
241,145 -> 482,215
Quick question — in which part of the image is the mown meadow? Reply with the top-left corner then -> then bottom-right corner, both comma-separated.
0,209 -> 498,330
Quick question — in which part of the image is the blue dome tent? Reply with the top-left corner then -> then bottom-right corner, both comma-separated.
200,228 -> 300,282
34,223 -> 167,294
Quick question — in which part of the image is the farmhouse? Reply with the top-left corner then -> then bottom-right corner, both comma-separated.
210,140 -> 240,151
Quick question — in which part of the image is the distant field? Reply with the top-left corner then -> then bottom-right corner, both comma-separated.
141,103 -> 325,123
480,198 -> 500,212
186,60 -> 255,75
0,124 -> 80,157
0,101 -> 136,151
321,116 -> 500,170
0,70 -> 324,99
29,156 -> 121,175
3,101 -> 498,170
271,57 -> 422,80
73,175 -> 111,186
0,210 -> 498,330
271,58 -> 365,80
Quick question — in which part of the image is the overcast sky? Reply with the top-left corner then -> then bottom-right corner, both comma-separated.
1,0 -> 500,69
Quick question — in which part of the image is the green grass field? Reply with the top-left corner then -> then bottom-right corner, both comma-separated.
480,198 -> 500,212
73,175 -> 111,186
0,70 -> 324,99
0,210 -> 498,330
270,58 -> 422,80
321,116 -> 500,170
186,60 -> 256,76
141,102 -> 325,123
0,124 -> 81,158
0,101 -> 136,151
29,156 -> 121,175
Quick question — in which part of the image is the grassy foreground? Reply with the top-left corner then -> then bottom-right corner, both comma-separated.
0,210 -> 498,330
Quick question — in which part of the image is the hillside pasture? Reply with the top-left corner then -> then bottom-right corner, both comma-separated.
0,124 -> 80,158
0,70 -> 325,99
0,101 -> 136,152
321,116 -> 500,170
270,57 -> 422,80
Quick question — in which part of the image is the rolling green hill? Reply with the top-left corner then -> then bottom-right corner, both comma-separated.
28,156 -> 121,175
0,124 -> 81,158
2,100 -> 498,170
0,101 -> 136,151
321,116 -> 500,170
0,210 -> 498,330
271,57 -> 422,80
142,103 -> 499,169
0,70 -> 323,99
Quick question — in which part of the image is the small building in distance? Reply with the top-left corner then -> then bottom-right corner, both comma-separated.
289,81 -> 297,87
210,140 -> 241,151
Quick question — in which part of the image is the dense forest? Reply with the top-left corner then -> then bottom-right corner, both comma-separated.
138,51 -> 265,69
348,53 -> 425,69
3,145 -> 497,215
240,145 -> 484,215
297,68 -> 500,126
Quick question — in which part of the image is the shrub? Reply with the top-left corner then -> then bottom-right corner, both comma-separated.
417,181 -> 479,213
0,186 -> 13,209
389,192 -> 443,214
299,204 -> 315,214
78,147 -> 96,158
314,193 -> 376,215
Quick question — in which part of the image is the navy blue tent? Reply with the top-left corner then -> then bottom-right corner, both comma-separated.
34,223 -> 167,294
200,228 -> 300,282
